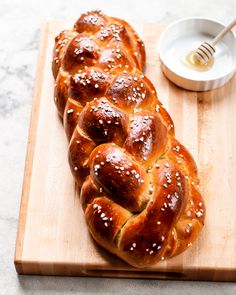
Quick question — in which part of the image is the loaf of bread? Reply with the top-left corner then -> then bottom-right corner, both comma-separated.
52,10 -> 205,268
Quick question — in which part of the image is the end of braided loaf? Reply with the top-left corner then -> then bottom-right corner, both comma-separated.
52,10 -> 205,268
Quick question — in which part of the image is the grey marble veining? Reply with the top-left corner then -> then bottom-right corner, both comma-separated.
0,0 -> 236,294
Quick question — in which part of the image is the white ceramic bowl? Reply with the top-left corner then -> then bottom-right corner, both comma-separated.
159,17 -> 236,91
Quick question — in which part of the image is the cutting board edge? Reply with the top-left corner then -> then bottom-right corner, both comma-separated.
14,22 -> 51,270
14,258 -> 236,281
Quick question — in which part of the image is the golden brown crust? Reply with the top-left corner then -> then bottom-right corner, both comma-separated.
52,10 -> 205,268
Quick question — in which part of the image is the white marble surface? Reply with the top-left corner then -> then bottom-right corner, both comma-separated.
0,0 -> 236,294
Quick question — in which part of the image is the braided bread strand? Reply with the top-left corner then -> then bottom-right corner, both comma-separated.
52,10 -> 205,268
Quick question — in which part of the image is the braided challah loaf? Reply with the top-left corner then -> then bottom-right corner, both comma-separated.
52,10 -> 205,268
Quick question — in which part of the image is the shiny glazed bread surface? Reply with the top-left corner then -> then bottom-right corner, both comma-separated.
52,10 -> 205,268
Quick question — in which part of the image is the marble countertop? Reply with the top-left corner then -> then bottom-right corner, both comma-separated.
1,0 -> 236,294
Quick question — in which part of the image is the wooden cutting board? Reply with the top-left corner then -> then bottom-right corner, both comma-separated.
14,20 -> 236,281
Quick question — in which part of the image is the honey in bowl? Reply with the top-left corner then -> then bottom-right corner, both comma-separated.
182,50 -> 214,72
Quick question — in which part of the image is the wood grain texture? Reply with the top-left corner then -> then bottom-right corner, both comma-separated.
14,20 -> 236,281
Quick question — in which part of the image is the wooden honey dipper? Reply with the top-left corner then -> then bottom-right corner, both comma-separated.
194,18 -> 236,64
